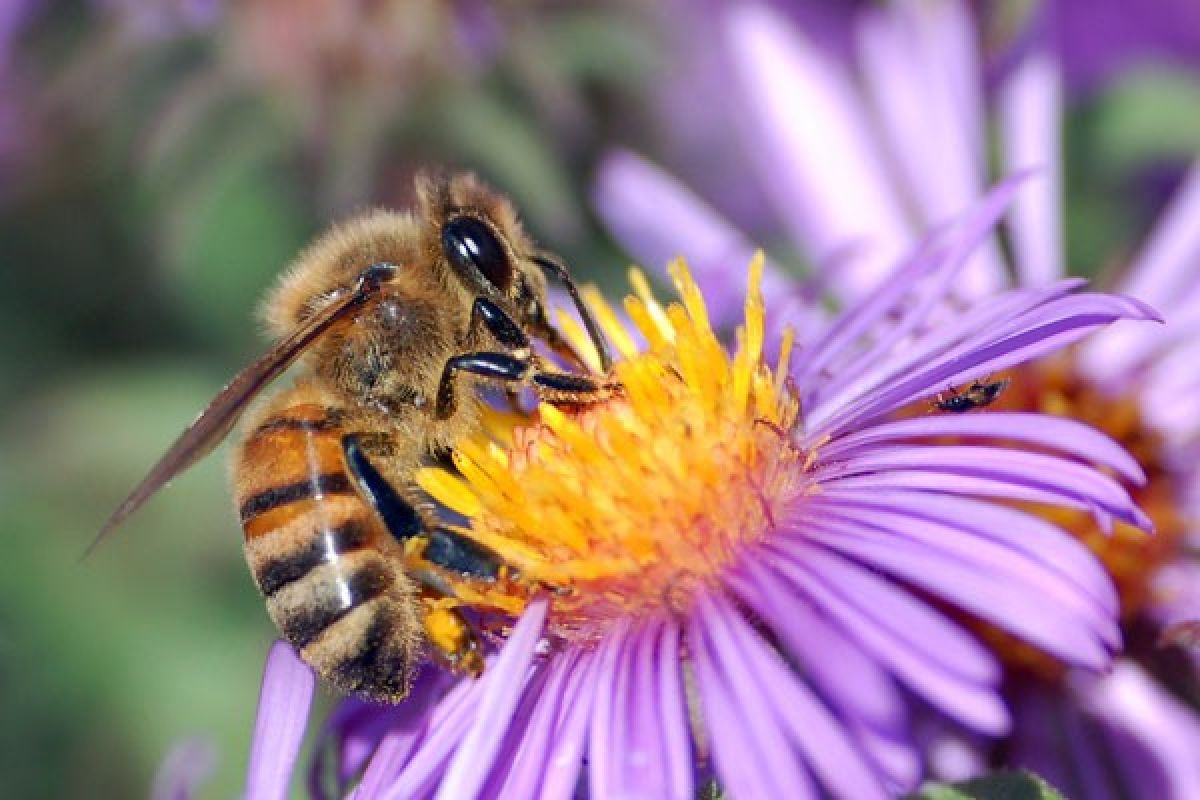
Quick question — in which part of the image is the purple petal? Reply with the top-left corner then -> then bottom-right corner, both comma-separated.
808,278 -> 1085,414
690,591 -> 818,800
724,2 -> 914,299
815,488 -> 1118,618
654,621 -> 694,800
743,548 -> 1009,734
821,411 -> 1145,483
795,502 -> 1119,664
1083,662 -> 1200,797
591,150 -> 796,329
313,671 -> 454,799
1080,159 -> 1200,381
820,458 -> 1149,531
715,585 -> 891,799
760,538 -> 998,684
1111,161 -> 1200,312
245,642 -> 316,800
855,0 -> 1005,298
583,620 -> 693,800
356,676 -> 481,799
151,737 -> 217,800
473,660 -> 556,798
433,597 -> 549,800
726,561 -> 907,733
998,44 -> 1065,287
536,650 -> 598,800
478,650 -> 581,798
587,623 -> 628,800
795,172 -> 1030,400
811,290 -> 1160,438
821,444 -> 1143,528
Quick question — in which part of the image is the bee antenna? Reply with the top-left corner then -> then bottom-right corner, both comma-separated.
531,252 -> 613,373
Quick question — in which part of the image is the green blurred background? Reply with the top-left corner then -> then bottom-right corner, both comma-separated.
2,2 -> 1199,798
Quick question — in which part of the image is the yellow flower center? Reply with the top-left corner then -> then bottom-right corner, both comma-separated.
416,256 -> 803,644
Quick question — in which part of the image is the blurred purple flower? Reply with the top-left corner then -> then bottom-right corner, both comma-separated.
595,1 -> 1200,795
97,0 -> 223,40
244,174 -> 1156,798
0,0 -> 41,172
1046,0 -> 1200,92
150,737 -> 217,800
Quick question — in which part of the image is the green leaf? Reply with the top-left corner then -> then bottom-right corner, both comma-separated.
908,770 -> 1067,800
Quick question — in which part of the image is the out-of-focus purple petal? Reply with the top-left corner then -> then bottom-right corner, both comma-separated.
151,737 -> 217,800
433,597 -> 548,800
245,642 -> 316,800
724,2 -> 914,300
1113,159 -> 1200,309
795,172 -> 1028,406
690,591 -> 818,800
592,150 -> 795,329
1011,662 -> 1200,798
999,46 -> 1065,287
1052,0 -> 1200,91
1081,160 -> 1200,381
1083,662 -> 1200,797
1151,562 -> 1200,635
855,0 -> 1005,298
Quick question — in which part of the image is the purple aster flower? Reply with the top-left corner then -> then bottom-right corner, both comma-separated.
594,1 -> 1200,795
242,173 -> 1154,798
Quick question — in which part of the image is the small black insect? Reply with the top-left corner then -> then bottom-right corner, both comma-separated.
934,378 -> 1010,413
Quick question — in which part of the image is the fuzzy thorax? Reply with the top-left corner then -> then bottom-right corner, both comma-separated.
416,256 -> 805,643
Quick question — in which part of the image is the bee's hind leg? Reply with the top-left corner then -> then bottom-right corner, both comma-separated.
341,434 -> 499,676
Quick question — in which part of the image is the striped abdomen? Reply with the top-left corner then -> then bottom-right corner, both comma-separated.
234,398 -> 420,703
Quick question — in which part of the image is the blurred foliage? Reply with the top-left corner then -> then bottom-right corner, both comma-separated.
0,1 -> 659,797
909,770 -> 1065,800
0,1 -> 1196,798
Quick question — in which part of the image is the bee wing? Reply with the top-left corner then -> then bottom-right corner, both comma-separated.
87,271 -> 388,558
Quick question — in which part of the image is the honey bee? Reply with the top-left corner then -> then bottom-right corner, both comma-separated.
94,171 -> 617,703
934,377 -> 1010,413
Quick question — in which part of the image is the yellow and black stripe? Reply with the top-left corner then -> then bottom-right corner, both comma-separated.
233,400 -> 421,703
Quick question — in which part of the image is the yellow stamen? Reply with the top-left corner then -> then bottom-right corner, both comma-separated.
424,259 -> 805,642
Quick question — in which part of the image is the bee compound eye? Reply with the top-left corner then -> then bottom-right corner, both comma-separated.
441,216 -> 513,291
